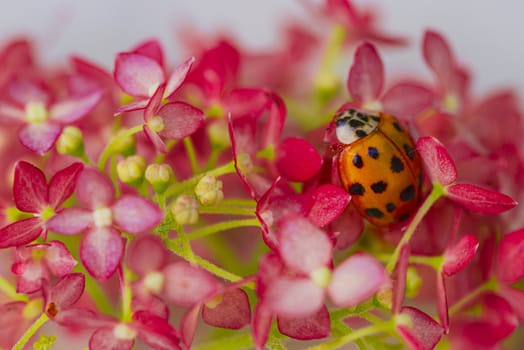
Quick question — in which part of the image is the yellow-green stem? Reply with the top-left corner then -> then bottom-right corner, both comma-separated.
184,136 -> 199,174
199,206 -> 256,216
98,124 -> 143,170
176,225 -> 196,264
187,218 -> 261,240
0,275 -> 28,302
12,313 -> 49,350
449,278 -> 498,316
121,267 -> 134,323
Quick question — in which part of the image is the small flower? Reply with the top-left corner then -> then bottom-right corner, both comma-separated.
145,163 -> 172,193
195,175 -> 224,206
171,195 -> 199,225
117,155 -> 147,185
0,161 -> 83,248
55,125 -> 84,156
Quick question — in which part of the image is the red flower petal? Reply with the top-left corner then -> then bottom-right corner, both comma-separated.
114,99 -> 149,115
76,168 -> 115,209
13,259 -> 47,294
275,137 -> 323,182
45,240 -> 77,276
347,42 -> 384,104
13,161 -> 48,213
498,285 -> 524,322
0,102 -> 25,124
143,83 -> 165,122
277,305 -> 330,340
18,122 -> 62,155
446,184 -> 517,214
80,227 -> 124,280
0,217 -> 44,248
436,273 -> 449,334
278,215 -> 333,274
423,30 -> 454,86
416,136 -> 457,185
180,305 -> 200,349
46,208 -> 92,235
396,306 -> 444,350
252,304 -> 272,350
132,39 -> 164,66
381,82 -> 434,118
392,244 -> 410,315
133,310 -> 181,350
496,228 -> 524,284
126,235 -> 167,276
264,277 -> 324,318
89,327 -> 134,350
442,234 -> 479,276
163,262 -> 219,306
49,90 -> 102,123
330,205 -> 364,250
223,88 -> 268,120
165,56 -> 195,99
157,102 -> 205,139
308,184 -> 350,227
202,288 -> 251,330
112,195 -> 162,234
328,253 -> 387,307
48,162 -> 83,209
47,272 -> 85,310
114,53 -> 164,97
143,124 -> 167,153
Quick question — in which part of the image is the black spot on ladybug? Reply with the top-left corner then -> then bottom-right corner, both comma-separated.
393,122 -> 403,132
390,156 -> 405,173
336,117 -> 349,127
368,147 -> 379,159
349,183 -> 365,195
386,202 -> 396,213
349,119 -> 365,128
352,154 -> 363,168
371,181 -> 387,193
399,213 -> 410,222
400,185 -> 416,202
356,130 -> 367,138
365,208 -> 384,218
371,115 -> 380,122
357,113 -> 369,122
403,143 -> 415,159
348,108 -> 356,114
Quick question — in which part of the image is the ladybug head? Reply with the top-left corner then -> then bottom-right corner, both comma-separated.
331,108 -> 380,145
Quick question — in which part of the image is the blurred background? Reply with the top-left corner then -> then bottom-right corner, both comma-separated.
0,0 -> 522,95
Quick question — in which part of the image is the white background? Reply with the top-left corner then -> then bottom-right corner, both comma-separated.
0,0 -> 522,97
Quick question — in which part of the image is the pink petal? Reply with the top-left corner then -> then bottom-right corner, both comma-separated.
46,208 -> 92,235
47,272 -> 85,310
164,56 -> 195,99
44,240 -> 77,276
13,160 -> 48,213
76,167 -> 114,209
8,78 -> 50,105
143,83 -> 165,122
0,301 -> 30,347
328,253 -> 387,307
331,205 -> 364,250
180,305 -> 200,349
157,102 -> 205,139
256,253 -> 284,298
498,285 -> 524,322
277,306 -> 330,340
381,82 -> 435,118
496,228 -> 524,284
112,195 -> 163,234
262,92 -> 286,148
49,90 -> 102,123
347,42 -> 384,103
264,277 -> 325,318
114,99 -> 149,115
18,122 -> 62,155
132,295 -> 169,319
126,235 -> 167,276
308,184 -> 350,227
133,310 -> 181,350
416,136 -> 457,185
423,30 -> 454,85
163,262 -> 219,306
442,234 -> 479,276
0,102 -> 25,124
396,306 -> 444,350
143,124 -> 167,153
13,260 -> 47,294
80,227 -> 124,280
278,215 -> 333,274
0,217 -> 44,248
252,304 -> 272,350
70,55 -> 113,87
392,244 -> 410,315
223,88 -> 268,120
48,162 -> 84,209
132,39 -> 164,66
89,327 -> 134,350
446,184 -> 517,214
275,137 -> 323,182
114,53 -> 165,97
202,288 -> 251,329
436,273 -> 449,334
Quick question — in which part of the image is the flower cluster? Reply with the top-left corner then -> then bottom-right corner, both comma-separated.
0,1 -> 522,349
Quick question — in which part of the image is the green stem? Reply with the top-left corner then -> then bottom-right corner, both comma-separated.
177,225 -> 196,264
97,124 -> 143,170
199,206 -> 256,216
184,136 -> 199,174
121,267 -> 133,323
0,275 -> 28,302
449,278 -> 497,316
186,219 -> 261,240
12,313 -> 49,350
220,198 -> 257,207
307,319 -> 395,350
386,184 -> 444,273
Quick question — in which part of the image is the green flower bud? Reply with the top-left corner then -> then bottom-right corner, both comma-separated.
117,155 -> 147,185
145,163 -> 172,193
56,126 -> 84,156
171,195 -> 198,225
195,175 -> 224,206
207,120 -> 230,149
113,129 -> 136,156
405,266 -> 423,298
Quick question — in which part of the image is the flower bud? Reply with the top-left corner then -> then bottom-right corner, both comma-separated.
171,195 -> 199,225
113,129 -> 136,156
117,155 -> 146,186
56,126 -> 84,156
145,163 -> 172,193
207,120 -> 230,149
195,175 -> 224,206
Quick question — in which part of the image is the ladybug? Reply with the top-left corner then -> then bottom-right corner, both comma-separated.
332,108 -> 423,226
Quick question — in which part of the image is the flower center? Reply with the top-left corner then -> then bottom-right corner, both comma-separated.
40,206 -> 55,222
443,93 -> 459,113
204,294 -> 223,309
93,207 -> 112,227
148,116 -> 164,133
113,323 -> 137,340
25,102 -> 49,124
143,271 -> 165,294
310,266 -> 332,288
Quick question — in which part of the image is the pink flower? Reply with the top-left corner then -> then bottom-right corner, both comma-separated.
0,161 -> 83,248
47,167 -> 163,280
